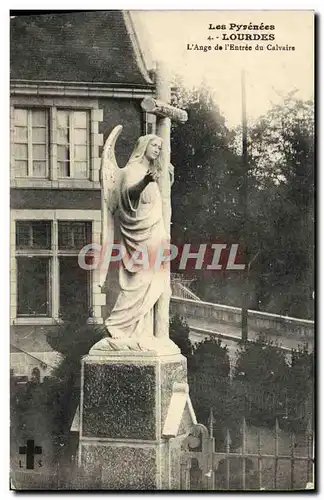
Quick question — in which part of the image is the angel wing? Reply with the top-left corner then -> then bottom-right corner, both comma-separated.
99,125 -> 123,288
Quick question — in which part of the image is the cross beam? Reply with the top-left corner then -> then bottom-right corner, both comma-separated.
141,96 -> 188,124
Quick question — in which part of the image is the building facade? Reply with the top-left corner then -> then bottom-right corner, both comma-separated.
10,11 -> 156,379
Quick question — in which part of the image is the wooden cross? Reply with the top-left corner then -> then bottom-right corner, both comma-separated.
141,61 -> 188,340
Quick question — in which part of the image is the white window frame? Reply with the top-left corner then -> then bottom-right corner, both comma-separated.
11,209 -> 105,325
10,97 -> 103,189
56,108 -> 91,180
15,220 -> 52,317
13,108 -> 50,179
143,111 -> 156,135
14,107 -> 91,181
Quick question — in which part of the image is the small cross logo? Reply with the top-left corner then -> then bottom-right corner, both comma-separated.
19,440 -> 42,470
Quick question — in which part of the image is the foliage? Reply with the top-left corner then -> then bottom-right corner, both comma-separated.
232,337 -> 313,429
169,314 -> 193,361
11,374 -> 76,466
190,336 -> 230,377
46,311 -> 105,360
171,81 -> 242,246
170,82 -> 314,319
286,344 -> 314,417
289,344 -> 314,391
168,315 -> 233,430
11,312 -> 106,466
168,312 -> 313,436
46,314 -> 105,451
233,336 -> 289,385
188,337 -> 233,438
181,330 -> 313,434
245,94 -> 314,318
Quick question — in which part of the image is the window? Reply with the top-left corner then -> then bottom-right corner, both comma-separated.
17,257 -> 50,316
57,110 -> 90,179
58,221 -> 91,250
15,220 -> 92,319
144,112 -> 156,135
13,108 -> 90,180
16,221 -> 51,249
57,221 -> 91,318
16,221 -> 51,317
59,256 -> 90,319
14,108 -> 49,178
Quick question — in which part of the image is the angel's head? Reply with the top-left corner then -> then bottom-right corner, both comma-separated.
145,137 -> 162,162
128,134 -> 163,168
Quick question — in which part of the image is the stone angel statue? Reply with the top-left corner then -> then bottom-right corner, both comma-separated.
90,126 -> 179,355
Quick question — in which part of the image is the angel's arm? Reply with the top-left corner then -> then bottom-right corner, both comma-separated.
128,170 -> 158,206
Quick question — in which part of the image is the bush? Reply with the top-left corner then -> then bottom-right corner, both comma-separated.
234,335 -> 289,385
169,314 -> 193,361
188,336 -> 233,444
289,344 -> 314,399
285,344 -> 314,431
190,336 -> 230,377
46,312 -> 105,360
232,336 -> 313,429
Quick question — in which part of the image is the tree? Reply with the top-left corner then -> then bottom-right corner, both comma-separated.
170,81 -> 248,308
171,81 -> 242,247
170,81 -> 314,319
246,95 -> 314,318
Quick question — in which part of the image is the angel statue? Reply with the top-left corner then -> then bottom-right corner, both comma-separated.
90,125 -> 180,355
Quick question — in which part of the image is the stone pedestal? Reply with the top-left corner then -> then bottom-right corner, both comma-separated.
77,351 -> 196,490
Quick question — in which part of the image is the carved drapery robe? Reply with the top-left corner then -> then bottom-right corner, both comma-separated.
105,162 -> 169,339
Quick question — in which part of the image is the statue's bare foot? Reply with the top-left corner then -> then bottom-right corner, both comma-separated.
89,336 -> 180,356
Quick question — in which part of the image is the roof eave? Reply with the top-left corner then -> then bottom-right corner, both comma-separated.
10,79 -> 155,99
122,10 -> 154,86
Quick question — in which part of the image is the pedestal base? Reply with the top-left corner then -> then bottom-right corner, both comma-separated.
77,351 -> 196,489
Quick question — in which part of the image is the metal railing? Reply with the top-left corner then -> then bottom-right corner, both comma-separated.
180,417 -> 314,490
170,274 -> 201,301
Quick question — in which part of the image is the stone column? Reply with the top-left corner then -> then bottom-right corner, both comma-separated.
154,61 -> 172,340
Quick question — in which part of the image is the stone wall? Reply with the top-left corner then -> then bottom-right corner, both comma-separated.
170,297 -> 314,342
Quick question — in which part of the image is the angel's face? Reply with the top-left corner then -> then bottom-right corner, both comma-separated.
145,138 -> 162,161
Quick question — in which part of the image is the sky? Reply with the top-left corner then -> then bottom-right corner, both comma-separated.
133,10 -> 314,126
